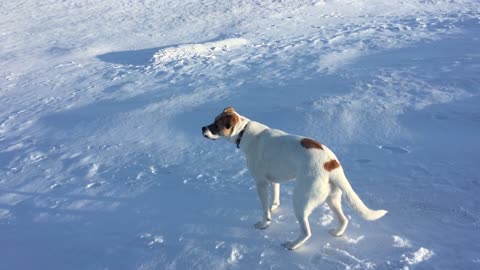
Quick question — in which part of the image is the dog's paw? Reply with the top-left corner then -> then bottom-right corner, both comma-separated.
270,202 -> 280,212
282,241 -> 298,250
254,220 -> 271,230
328,228 -> 344,237
281,241 -> 292,249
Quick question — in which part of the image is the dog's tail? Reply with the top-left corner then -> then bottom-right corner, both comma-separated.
330,170 -> 387,221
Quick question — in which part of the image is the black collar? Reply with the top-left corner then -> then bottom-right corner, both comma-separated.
236,123 -> 248,149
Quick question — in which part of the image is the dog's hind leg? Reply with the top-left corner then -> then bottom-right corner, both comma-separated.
271,183 -> 280,212
327,184 -> 349,237
283,177 -> 330,250
254,180 -> 272,230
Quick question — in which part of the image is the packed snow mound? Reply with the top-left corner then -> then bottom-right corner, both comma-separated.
152,38 -> 250,65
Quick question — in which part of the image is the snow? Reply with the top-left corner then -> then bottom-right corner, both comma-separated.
1,0 -> 480,269
152,38 -> 250,65
392,235 -> 412,248
401,247 -> 435,266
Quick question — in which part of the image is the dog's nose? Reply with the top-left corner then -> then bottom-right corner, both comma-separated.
202,126 -> 207,133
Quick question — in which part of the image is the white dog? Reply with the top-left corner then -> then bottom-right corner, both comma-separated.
202,107 -> 387,250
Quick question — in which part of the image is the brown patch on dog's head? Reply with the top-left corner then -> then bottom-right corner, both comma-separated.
214,111 -> 240,136
202,107 -> 240,139
300,138 -> 324,150
324,160 -> 340,172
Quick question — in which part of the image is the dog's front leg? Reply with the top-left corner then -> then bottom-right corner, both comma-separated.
254,180 -> 271,229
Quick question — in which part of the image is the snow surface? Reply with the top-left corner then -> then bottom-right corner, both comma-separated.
1,0 -> 480,269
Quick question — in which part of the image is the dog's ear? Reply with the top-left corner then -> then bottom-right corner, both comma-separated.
223,106 -> 235,113
223,113 -> 240,130
224,114 -> 233,129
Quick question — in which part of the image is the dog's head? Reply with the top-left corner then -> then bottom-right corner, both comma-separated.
202,107 -> 242,140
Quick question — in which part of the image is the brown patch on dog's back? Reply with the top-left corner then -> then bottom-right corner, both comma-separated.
324,160 -> 340,172
300,138 -> 324,150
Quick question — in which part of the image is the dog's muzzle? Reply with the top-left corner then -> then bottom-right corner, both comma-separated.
202,122 -> 222,140
202,126 -> 209,138
202,126 -> 217,140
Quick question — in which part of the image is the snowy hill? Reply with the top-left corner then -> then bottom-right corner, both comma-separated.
1,1 -> 480,269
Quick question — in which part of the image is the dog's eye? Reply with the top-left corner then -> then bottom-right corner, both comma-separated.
209,123 -> 219,134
